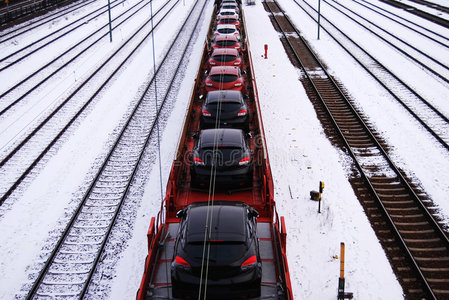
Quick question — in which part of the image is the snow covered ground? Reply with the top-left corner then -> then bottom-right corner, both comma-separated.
1,0 -> 448,298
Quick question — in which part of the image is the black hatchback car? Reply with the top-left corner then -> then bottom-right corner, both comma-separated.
171,201 -> 261,299
201,90 -> 249,130
190,128 -> 252,188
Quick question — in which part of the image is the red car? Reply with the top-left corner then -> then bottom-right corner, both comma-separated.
208,48 -> 242,68
205,66 -> 244,92
216,9 -> 239,21
217,15 -> 240,29
210,35 -> 242,52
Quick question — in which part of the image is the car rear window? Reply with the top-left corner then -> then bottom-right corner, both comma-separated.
218,28 -> 236,34
222,5 -> 237,9
212,54 -> 237,62
210,74 -> 238,83
200,147 -> 243,165
216,40 -> 237,47
186,242 -> 247,264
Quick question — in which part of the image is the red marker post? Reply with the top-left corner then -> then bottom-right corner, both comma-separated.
264,44 -> 268,59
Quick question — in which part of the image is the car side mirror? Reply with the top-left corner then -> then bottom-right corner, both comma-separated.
176,210 -> 185,219
246,132 -> 252,139
192,133 -> 199,139
249,209 -> 259,219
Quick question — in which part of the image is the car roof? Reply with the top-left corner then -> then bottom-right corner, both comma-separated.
205,90 -> 243,104
218,8 -> 238,13
185,203 -> 247,243
199,128 -> 244,148
211,48 -> 238,56
216,24 -> 237,30
221,3 -> 238,7
219,15 -> 238,20
209,65 -> 239,75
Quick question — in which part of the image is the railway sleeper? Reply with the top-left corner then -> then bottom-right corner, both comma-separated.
413,256 -> 449,262
390,213 -> 424,219
398,229 -> 435,234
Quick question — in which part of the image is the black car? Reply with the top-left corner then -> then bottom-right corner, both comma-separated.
171,201 -> 261,299
201,90 -> 249,130
190,128 -> 252,188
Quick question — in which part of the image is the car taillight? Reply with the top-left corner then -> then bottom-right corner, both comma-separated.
237,109 -> 247,116
234,83 -> 242,87
175,256 -> 191,267
234,62 -> 240,65
193,157 -> 205,166
205,82 -> 213,86
241,255 -> 257,267
202,110 -> 211,116
214,32 -> 219,35
239,156 -> 250,165
210,61 -> 216,65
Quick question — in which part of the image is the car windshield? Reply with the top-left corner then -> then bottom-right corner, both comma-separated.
218,28 -> 236,34
186,241 -> 247,264
216,40 -> 237,47
210,74 -> 238,83
213,54 -> 237,62
207,102 -> 241,113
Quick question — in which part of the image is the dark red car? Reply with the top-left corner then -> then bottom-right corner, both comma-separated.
208,48 -> 242,68
205,66 -> 244,92
210,35 -> 242,53
217,15 -> 240,29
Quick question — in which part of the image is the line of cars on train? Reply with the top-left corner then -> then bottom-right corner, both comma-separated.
170,1 -> 263,298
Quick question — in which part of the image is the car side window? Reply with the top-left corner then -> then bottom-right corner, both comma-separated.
180,217 -> 188,248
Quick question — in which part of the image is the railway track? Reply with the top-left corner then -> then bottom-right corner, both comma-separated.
0,0 -> 126,70
0,0 -> 160,114
0,0 -> 97,45
292,0 -> 449,151
23,0 -> 208,297
0,0 -> 78,26
265,0 -> 449,298
0,0 -> 179,206
352,0 -> 449,48
324,0 -> 449,85
379,0 -> 449,28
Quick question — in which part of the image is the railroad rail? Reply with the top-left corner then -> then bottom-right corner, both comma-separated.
265,0 -> 449,298
292,0 -> 449,151
0,0 -> 179,206
23,0 -> 207,297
